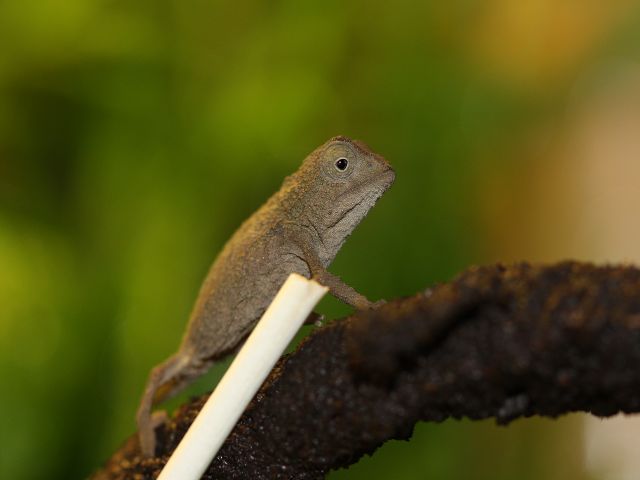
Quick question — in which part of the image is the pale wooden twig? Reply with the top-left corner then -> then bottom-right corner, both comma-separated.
157,273 -> 328,480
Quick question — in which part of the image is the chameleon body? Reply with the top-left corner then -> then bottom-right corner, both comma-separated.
137,136 -> 395,456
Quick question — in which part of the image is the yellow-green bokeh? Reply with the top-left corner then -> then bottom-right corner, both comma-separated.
1,1 -> 639,479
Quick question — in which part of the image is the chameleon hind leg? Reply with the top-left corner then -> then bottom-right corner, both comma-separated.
136,351 -> 212,457
137,312 -> 323,457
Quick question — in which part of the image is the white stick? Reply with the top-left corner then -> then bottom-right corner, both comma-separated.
157,273 -> 328,480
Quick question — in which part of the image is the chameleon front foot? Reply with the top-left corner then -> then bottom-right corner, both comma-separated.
370,299 -> 387,309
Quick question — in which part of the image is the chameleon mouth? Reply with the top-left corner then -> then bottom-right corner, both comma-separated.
382,167 -> 395,186
375,167 -> 395,194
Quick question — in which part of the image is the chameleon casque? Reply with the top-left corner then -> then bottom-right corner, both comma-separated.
137,136 -> 395,456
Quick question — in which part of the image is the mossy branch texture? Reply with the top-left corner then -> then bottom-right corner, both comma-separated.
94,262 -> 640,479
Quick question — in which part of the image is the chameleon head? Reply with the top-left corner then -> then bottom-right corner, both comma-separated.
299,135 -> 395,236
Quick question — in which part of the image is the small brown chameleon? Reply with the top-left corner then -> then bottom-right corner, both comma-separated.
137,136 -> 395,456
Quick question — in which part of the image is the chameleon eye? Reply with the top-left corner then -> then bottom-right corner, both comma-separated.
335,157 -> 349,171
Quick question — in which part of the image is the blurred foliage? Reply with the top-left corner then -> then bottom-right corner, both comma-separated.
1,1 -> 639,479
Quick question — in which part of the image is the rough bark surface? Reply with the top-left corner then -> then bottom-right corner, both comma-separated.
93,262 -> 640,479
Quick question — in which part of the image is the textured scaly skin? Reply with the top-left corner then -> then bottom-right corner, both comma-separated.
137,136 -> 395,456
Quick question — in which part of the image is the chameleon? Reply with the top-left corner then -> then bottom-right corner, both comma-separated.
136,136 -> 395,457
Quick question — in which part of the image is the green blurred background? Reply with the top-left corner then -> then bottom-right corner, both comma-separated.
2,1 -> 640,479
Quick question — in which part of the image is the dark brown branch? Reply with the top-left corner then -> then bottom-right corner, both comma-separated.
93,261 -> 640,479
